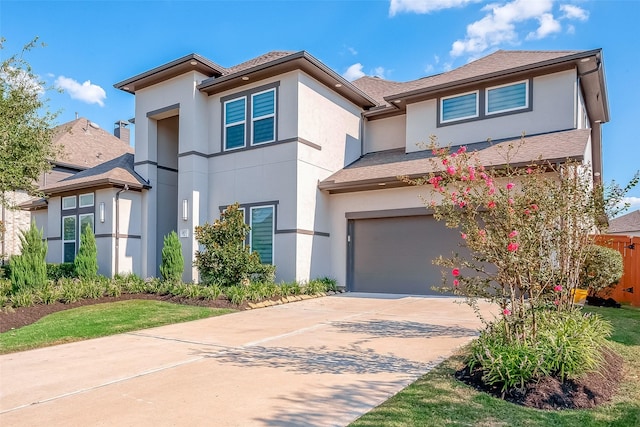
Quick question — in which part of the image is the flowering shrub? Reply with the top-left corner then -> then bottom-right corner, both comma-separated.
406,138 -> 610,343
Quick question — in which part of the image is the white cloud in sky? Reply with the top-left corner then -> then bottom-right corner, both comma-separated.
560,4 -> 589,21
343,63 -> 365,81
389,0 -> 480,16
2,67 -> 44,95
526,13 -> 562,40
348,46 -> 358,55
622,196 -> 640,212
372,66 -> 386,78
55,76 -> 106,106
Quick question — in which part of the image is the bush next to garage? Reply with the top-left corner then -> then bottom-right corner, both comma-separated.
9,222 -> 48,293
405,137 -> 634,389
160,230 -> 184,283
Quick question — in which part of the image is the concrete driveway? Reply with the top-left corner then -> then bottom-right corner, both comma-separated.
0,294 -> 493,426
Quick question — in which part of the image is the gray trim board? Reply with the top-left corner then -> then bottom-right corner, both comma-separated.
134,160 -> 158,167
178,150 -> 209,159
275,229 -> 330,237
47,237 -> 62,241
220,81 -> 280,103
147,103 -> 180,118
95,233 -> 142,239
346,207 -> 434,220
178,137 -> 321,158
157,165 -> 179,173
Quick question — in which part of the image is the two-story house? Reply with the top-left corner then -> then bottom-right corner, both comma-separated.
114,48 -> 608,294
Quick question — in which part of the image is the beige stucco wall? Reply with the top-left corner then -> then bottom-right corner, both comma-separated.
364,115 -> 406,153
405,69 -> 578,152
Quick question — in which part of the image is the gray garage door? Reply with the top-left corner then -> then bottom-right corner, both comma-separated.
348,215 -> 467,295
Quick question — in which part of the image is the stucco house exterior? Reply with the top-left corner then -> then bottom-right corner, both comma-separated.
21,118 -> 148,277
110,48 -> 609,294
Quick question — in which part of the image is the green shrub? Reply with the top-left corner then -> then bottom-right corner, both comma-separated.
74,224 -> 98,280
105,280 -> 123,297
316,277 -> 338,291
280,281 -> 302,296
225,285 -> 248,305
114,273 -> 145,294
581,244 -> 624,294
200,284 -> 222,301
0,278 -> 12,297
59,278 -> 83,304
47,263 -> 76,280
194,203 -> 275,287
469,309 -> 611,391
80,278 -> 105,299
10,222 -> 47,292
304,279 -> 327,295
36,281 -> 61,305
0,264 -> 9,279
11,289 -> 35,307
160,231 -> 184,283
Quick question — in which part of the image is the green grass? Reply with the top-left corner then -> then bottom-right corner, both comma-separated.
0,300 -> 234,354
351,305 -> 640,427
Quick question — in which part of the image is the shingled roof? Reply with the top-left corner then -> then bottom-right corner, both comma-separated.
319,129 -> 591,193
41,153 -> 149,195
51,118 -> 134,169
608,210 -> 640,234
223,51 -> 295,75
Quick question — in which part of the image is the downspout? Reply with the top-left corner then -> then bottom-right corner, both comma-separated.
114,185 -> 129,275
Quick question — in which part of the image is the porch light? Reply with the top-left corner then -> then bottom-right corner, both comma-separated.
99,202 -> 105,223
182,199 -> 189,221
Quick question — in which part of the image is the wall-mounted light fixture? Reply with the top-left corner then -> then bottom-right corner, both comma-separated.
99,202 -> 105,223
182,199 -> 189,221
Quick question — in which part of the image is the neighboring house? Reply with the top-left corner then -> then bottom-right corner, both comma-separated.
21,118 -> 148,277
608,210 -> 640,236
112,48 -> 608,294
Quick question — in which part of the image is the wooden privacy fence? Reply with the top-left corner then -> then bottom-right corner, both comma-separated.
593,234 -> 640,307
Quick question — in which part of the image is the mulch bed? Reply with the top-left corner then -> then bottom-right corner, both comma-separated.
455,347 -> 624,410
0,294 -> 246,333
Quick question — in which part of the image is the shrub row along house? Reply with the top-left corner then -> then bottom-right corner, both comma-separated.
23,49 -> 609,294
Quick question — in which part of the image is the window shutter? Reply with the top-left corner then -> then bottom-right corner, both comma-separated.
252,91 -> 274,118
442,93 -> 477,122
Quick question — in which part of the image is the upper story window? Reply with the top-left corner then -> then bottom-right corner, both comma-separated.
79,193 -> 95,208
486,81 -> 528,115
62,196 -> 76,210
222,82 -> 278,151
440,91 -> 479,123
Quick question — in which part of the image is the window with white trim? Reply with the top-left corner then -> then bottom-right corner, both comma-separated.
62,196 -> 76,210
79,193 -> 95,208
251,89 -> 276,145
79,213 -> 94,236
62,215 -> 76,263
250,206 -> 274,264
224,97 -> 247,150
440,91 -> 479,123
486,80 -> 528,115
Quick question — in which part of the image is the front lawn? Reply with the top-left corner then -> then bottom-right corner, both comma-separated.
351,305 -> 640,427
0,300 -> 233,354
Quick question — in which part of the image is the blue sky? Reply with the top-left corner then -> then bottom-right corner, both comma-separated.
2,0 -> 639,212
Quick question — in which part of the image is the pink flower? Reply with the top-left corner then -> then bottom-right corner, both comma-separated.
554,285 -> 563,292
506,182 -> 515,190
459,201 -> 466,208
503,309 -> 511,316
451,152 -> 457,158
531,204 -> 539,211
554,300 -> 560,306
508,198 -> 514,205
508,230 -> 518,238
508,242 -> 519,252
526,168 -> 533,174
442,158 -> 449,165
457,146 -> 467,154
479,172 -> 487,180
468,167 -> 476,180
452,268 -> 460,277
524,209 -> 531,215
487,200 -> 496,209
460,233 -> 467,240
447,166 -> 456,175
488,187 -> 496,195
453,279 -> 460,287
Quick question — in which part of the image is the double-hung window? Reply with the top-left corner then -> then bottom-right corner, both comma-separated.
440,91 -> 479,123
223,85 -> 277,151
224,98 -> 247,150
486,80 -> 528,115
251,89 -> 276,145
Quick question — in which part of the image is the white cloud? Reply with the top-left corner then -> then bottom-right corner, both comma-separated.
390,0 -> 481,16
343,63 -> 365,81
2,67 -> 44,95
55,76 -> 106,106
526,13 -> 561,40
372,66 -> 386,78
424,64 -> 435,74
622,196 -> 640,212
560,4 -> 589,21
348,46 -> 358,55
450,0 -> 557,57
566,24 -> 576,34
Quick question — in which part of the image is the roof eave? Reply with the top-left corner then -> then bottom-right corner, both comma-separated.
42,178 -> 150,196
197,51 -> 377,108
384,49 -> 603,104
114,53 -> 225,94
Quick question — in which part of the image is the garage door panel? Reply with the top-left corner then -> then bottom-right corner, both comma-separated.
351,216 -> 466,295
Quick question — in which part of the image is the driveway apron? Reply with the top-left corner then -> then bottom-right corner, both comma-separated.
0,294 -> 493,426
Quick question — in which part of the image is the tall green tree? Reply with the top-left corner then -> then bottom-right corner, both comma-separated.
0,37 -> 59,212
75,224 -> 98,279
160,231 -> 184,283
10,222 -> 47,291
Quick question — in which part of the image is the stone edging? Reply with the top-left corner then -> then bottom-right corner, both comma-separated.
245,290 -> 345,310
